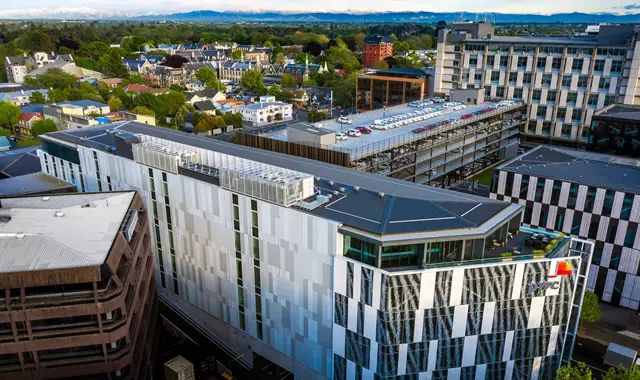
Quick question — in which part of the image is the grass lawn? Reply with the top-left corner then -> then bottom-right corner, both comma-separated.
472,159 -> 508,185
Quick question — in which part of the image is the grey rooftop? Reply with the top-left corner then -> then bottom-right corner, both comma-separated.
499,145 -> 640,194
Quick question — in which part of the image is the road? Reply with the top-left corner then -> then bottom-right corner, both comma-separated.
572,336 -> 609,379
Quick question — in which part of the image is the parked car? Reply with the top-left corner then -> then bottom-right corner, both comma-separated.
356,126 -> 372,134
347,129 -> 361,137
412,128 -> 425,134
336,133 -> 348,141
461,114 -> 473,119
338,116 -> 352,125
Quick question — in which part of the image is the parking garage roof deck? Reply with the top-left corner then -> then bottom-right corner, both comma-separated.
264,102 -> 524,159
42,122 -> 523,238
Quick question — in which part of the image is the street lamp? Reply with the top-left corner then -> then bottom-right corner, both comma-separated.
383,103 -> 387,120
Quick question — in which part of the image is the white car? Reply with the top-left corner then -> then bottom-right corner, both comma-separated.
338,117 -> 352,125
336,133 -> 348,141
347,129 -> 361,137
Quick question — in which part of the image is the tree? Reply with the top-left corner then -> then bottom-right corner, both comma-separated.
195,115 -> 225,133
241,70 -> 263,93
222,112 -> 243,129
134,92 -> 162,113
124,75 -> 145,85
603,366 -> 640,380
30,119 -> 57,137
393,40 -> 410,54
556,362 -> 592,380
195,67 -> 224,91
28,68 -> 77,90
230,50 -> 244,60
160,91 -> 188,118
307,111 -> 326,122
274,52 -> 286,65
354,33 -> 366,51
98,49 -> 129,79
0,101 -> 20,136
324,46 -> 361,72
78,41 -> 111,61
174,105 -> 191,127
274,113 -> 283,121
371,60 -> 389,70
266,84 -> 282,98
0,128 -> 10,138
580,291 -> 601,328
280,73 -> 297,89
108,96 -> 123,112
29,91 -> 47,104
131,106 -> 155,116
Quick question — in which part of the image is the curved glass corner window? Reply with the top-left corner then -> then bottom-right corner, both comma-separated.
381,244 -> 420,269
344,235 -> 378,266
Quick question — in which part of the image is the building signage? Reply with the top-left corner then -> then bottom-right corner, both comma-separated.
524,261 -> 573,296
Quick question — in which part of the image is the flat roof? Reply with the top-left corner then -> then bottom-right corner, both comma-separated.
263,102 -> 513,158
594,104 -> 640,121
498,145 -> 640,194
0,172 -> 77,196
0,192 -> 135,273
466,36 -> 599,45
287,122 -> 335,136
43,122 -> 521,237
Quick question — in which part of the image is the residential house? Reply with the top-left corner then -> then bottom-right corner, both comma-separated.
17,111 -> 44,136
5,53 -> 75,83
231,100 -> 293,126
185,89 -> 226,105
101,78 -> 123,88
139,54 -> 164,64
123,59 -> 156,78
27,61 -> 103,81
202,49 -> 229,61
0,89 -> 49,106
245,48 -> 271,62
43,100 -> 110,130
219,60 -> 272,84
193,100 -> 218,115
5,56 -> 29,83
282,60 -> 326,84
186,82 -> 206,91
124,84 -> 169,96
110,111 -> 156,126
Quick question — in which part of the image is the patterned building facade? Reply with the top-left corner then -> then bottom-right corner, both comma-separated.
36,122 -> 591,380
490,146 -> 640,309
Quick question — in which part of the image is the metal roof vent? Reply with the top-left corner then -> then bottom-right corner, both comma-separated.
379,192 -> 385,198
339,187 -> 345,193
354,186 -> 360,192
327,194 -> 333,199
55,211 -> 65,217
333,190 -> 339,196
315,177 -> 320,182
15,232 -> 25,239
329,181 -> 334,187
42,196 -> 50,202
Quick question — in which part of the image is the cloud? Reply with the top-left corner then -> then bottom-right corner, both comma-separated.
622,3 -> 640,9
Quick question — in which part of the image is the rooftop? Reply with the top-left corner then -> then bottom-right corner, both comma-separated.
367,68 -> 431,77
499,145 -> 640,194
466,35 -> 599,45
594,104 -> 640,122
288,122 -> 335,136
41,122 -> 520,238
0,172 -> 77,197
0,192 -> 135,273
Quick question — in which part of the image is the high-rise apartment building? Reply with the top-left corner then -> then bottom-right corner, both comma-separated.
0,191 -> 156,379
434,22 -> 640,146
363,35 -> 393,67
36,122 -> 593,380
490,146 -> 640,310
589,104 -> 640,158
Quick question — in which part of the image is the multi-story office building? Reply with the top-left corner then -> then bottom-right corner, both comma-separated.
0,191 -> 156,379
490,146 -> 640,309
589,104 -> 640,158
434,22 -> 640,146
363,35 -> 393,67
356,68 -> 431,112
36,122 -> 592,380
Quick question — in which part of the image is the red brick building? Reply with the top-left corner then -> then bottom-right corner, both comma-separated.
0,191 -> 156,380
363,35 -> 393,67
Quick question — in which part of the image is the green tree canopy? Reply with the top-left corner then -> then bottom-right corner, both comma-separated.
30,119 -> 57,137
0,101 -> 20,135
580,291 -> 601,325
174,105 -> 191,128
603,366 -> 640,380
98,49 -> 129,79
274,52 -> 286,65
195,115 -> 226,133
222,112 -> 243,129
324,47 -> 361,72
556,362 -> 592,380
195,67 -> 225,91
280,73 -> 297,88
26,68 -> 77,90
230,50 -> 244,59
266,84 -> 282,98
160,91 -> 188,118
124,75 -> 145,85
29,91 -> 47,105
241,70 -> 264,93
108,96 -> 123,112
131,106 -> 155,116
371,60 -> 389,70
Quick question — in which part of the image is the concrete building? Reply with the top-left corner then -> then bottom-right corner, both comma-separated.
287,122 -> 336,145
0,89 -> 48,106
490,146 -> 640,309
256,101 -> 524,187
232,101 -> 293,126
0,191 -> 156,379
356,68 -> 431,112
35,122 -> 592,380
589,104 -> 640,158
434,22 -> 640,145
363,35 -> 393,67
43,100 -> 110,130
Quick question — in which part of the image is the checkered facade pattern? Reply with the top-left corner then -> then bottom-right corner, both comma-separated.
331,244 -> 590,380
491,169 -> 640,309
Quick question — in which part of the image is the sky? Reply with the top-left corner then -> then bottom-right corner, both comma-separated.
0,0 -> 639,15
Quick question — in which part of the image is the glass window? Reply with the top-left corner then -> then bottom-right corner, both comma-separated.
469,55 -> 478,66
344,235 -> 379,266
513,87 -> 523,100
602,190 -> 615,216
625,227 -> 636,248
556,107 -> 566,120
517,56 -> 527,68
547,90 -> 557,103
577,76 -> 588,88
532,89 -> 541,101
542,74 -> 552,87
536,57 -> 547,70
567,92 -> 578,105
523,73 -> 532,85
500,56 -> 508,67
599,77 -> 611,91
509,72 -> 517,83
474,72 -> 482,82
535,178 -> 546,202
552,57 -> 562,70
520,175 -> 530,199
381,244 -> 421,268
560,124 -> 572,138
593,59 -> 605,72
537,105 -> 547,118
621,193 -> 634,220
611,60 -> 623,74
572,108 -> 583,122
486,55 -> 495,67
588,94 -> 598,106
572,58 -> 584,72
491,71 -> 500,82
561,76 -> 572,88
604,94 -> 616,106
496,86 -> 505,98
584,187 -> 597,213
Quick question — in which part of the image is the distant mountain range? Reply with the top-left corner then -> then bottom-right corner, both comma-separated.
2,8 -> 640,23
